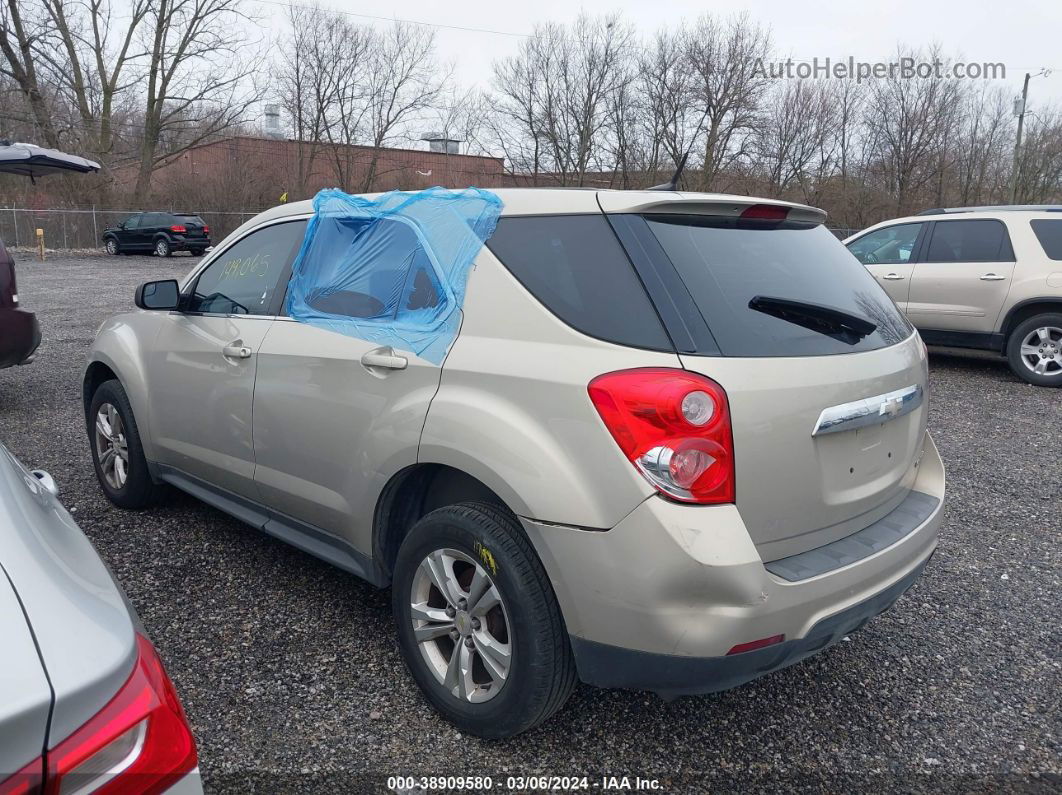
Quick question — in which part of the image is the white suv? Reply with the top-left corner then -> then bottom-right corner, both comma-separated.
84,188 -> 945,737
846,205 -> 1062,387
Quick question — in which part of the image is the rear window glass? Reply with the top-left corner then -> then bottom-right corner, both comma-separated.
1030,219 -> 1062,260
925,219 -> 1013,262
486,215 -> 671,350
642,216 -> 913,357
176,215 -> 205,226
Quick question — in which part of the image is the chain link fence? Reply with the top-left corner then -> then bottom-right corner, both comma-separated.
0,207 -> 262,251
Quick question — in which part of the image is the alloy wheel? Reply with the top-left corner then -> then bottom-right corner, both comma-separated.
1019,326 -> 1062,376
155,239 -> 169,257
94,403 -> 130,489
409,548 -> 512,703
106,238 -> 118,255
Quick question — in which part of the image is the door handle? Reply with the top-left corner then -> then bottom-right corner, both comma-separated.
222,344 -> 252,359
361,347 -> 407,370
882,273 -> 905,280
979,273 -> 1006,281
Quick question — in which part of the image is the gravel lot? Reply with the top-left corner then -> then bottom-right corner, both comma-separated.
2,252 -> 1059,793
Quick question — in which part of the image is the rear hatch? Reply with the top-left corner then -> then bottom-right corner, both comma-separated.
603,195 -> 927,560
175,214 -> 209,240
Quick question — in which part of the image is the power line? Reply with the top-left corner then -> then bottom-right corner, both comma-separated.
254,0 -> 531,38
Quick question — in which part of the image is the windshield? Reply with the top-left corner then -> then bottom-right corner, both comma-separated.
642,216 -> 912,357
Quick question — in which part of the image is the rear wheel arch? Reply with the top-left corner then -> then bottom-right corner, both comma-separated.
1001,299 -> 1062,347
373,464 -> 517,583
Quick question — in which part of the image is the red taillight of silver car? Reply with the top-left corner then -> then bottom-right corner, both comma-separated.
0,634 -> 197,795
588,368 -> 735,504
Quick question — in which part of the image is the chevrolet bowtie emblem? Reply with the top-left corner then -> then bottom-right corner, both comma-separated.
879,397 -> 903,417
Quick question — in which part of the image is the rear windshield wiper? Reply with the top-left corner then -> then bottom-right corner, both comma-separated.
748,295 -> 877,345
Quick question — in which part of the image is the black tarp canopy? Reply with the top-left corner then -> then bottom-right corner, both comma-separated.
0,141 -> 100,178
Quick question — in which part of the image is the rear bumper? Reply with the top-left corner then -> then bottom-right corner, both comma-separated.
0,307 -> 41,367
571,554 -> 930,696
169,235 -> 209,251
522,431 -> 944,694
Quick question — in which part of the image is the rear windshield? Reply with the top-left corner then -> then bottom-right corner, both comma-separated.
175,215 -> 206,226
642,216 -> 913,357
1030,219 -> 1062,260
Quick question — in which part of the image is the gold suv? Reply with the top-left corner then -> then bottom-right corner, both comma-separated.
846,206 -> 1062,387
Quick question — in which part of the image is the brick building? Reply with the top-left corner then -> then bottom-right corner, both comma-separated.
112,135 -> 507,206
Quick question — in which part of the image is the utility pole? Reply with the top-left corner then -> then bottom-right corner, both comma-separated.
1009,72 -> 1032,204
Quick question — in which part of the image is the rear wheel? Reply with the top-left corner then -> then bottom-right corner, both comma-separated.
154,237 -> 171,257
1006,313 -> 1062,387
392,502 -> 576,738
89,379 -> 167,508
105,237 -> 120,255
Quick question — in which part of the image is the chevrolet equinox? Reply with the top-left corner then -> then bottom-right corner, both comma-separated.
83,188 -> 946,738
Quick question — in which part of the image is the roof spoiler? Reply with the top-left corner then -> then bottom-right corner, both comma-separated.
597,192 -> 828,225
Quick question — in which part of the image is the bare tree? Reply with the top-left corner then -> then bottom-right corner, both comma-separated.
863,46 -> 966,214
682,13 -> 771,190
637,28 -> 699,183
0,0 -> 61,146
132,0 -> 263,201
359,21 -> 445,192
36,0 -> 151,159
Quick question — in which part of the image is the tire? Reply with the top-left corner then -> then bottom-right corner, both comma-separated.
1005,313 -> 1062,387
154,237 -> 172,257
105,237 -> 120,255
190,248 -> 205,257
392,502 -> 576,738
88,379 -> 167,508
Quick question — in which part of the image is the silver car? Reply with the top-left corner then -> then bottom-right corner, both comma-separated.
84,188 -> 945,738
0,443 -> 201,793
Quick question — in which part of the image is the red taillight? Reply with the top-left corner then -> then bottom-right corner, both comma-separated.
740,203 -> 789,221
588,368 -> 735,504
41,634 -> 197,795
169,225 -> 186,233
202,226 -> 209,235
0,635 -> 196,795
727,634 -> 785,655
0,759 -> 42,795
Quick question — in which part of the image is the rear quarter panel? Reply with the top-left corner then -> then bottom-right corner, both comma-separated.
1001,215 -> 1062,327
0,444 -> 137,746
0,568 -> 51,777
421,248 -> 680,529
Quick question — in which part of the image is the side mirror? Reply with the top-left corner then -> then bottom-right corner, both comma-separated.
135,279 -> 180,310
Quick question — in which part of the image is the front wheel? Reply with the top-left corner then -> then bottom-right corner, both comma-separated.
105,237 -> 120,255
88,379 -> 167,508
392,503 -> 576,738
154,237 -> 171,257
1006,313 -> 1062,387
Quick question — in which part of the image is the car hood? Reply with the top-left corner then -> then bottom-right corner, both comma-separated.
0,443 -> 136,746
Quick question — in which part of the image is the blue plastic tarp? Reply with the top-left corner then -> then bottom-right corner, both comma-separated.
285,187 -> 503,364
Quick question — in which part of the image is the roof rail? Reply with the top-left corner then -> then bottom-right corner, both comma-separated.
916,204 -> 1062,216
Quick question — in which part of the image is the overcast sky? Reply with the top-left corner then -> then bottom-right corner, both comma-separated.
296,0 -> 1062,104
